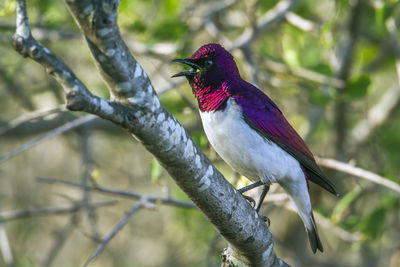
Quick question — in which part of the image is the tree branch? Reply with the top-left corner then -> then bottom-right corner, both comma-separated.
316,157 -> 400,195
36,177 -> 197,209
84,199 -> 147,266
231,0 -> 298,50
13,0 -> 288,266
0,201 -> 117,222
0,115 -> 96,164
0,105 -> 67,135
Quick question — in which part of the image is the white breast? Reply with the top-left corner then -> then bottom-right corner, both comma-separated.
199,98 -> 304,185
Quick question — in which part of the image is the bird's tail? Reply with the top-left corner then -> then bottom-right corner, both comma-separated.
282,182 -> 324,253
306,212 -> 323,253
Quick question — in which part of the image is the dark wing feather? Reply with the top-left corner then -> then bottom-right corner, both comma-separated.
232,83 -> 338,196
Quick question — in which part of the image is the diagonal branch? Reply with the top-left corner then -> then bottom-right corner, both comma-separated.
0,115 -> 96,164
36,177 -> 197,209
0,201 -> 117,222
0,105 -> 67,135
231,0 -> 298,50
316,157 -> 400,195
13,0 -> 288,266
84,199 -> 147,267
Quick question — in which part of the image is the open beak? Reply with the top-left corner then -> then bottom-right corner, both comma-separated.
171,58 -> 201,78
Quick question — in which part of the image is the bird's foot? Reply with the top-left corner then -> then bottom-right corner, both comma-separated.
260,215 -> 271,227
242,195 -> 256,208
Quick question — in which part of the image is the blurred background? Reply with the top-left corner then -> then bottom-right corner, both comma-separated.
1,0 -> 400,266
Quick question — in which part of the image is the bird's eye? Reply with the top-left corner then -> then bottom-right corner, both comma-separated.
204,59 -> 213,68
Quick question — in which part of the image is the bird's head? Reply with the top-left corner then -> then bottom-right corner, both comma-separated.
172,43 -> 240,89
172,44 -> 240,111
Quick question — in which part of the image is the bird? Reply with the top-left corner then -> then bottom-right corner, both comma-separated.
172,43 -> 337,253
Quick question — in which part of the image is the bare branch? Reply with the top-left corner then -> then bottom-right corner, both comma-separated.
80,130 -> 101,240
42,214 -> 78,267
0,201 -> 117,222
0,208 -> 14,267
314,212 -> 361,243
0,105 -> 67,135
231,0 -> 298,50
285,12 -> 319,32
271,197 -> 362,243
36,177 -> 197,209
0,65 -> 35,110
261,59 -> 346,88
0,115 -> 96,164
349,85 -> 400,148
316,157 -> 400,195
83,199 -> 146,267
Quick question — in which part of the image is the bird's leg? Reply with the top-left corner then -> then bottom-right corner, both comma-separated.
256,184 -> 271,226
237,180 -> 264,194
256,184 -> 270,212
237,180 -> 264,209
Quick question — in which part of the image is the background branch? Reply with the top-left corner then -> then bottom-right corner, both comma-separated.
0,201 -> 117,222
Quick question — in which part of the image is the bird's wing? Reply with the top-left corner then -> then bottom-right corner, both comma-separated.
233,84 -> 337,196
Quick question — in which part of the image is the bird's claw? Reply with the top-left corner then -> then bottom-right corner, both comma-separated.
240,193 -> 271,226
242,195 -> 256,208
260,215 -> 271,227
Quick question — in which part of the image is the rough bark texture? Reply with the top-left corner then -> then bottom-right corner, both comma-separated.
13,0 -> 290,266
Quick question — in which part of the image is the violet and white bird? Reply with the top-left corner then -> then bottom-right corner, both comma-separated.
172,43 -> 337,253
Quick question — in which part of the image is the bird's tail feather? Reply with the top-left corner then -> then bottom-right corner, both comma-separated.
306,212 -> 323,253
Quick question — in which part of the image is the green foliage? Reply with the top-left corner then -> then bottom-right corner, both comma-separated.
191,131 -> 209,150
343,75 -> 371,100
151,18 -> 188,41
358,195 -> 399,240
309,87 -> 333,105
159,91 -> 187,115
150,157 -> 163,184
15,256 -> 38,267
331,187 -> 361,224
0,0 -> 15,17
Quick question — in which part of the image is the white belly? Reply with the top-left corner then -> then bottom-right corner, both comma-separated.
200,98 -> 303,184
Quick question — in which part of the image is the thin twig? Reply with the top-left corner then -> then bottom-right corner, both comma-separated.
285,12 -> 320,32
0,66 -> 35,111
83,199 -> 146,266
261,59 -> 346,88
156,79 -> 185,95
36,177 -> 197,209
0,201 -> 117,222
386,18 -> 400,75
277,200 -> 362,243
349,85 -> 400,147
42,213 -> 78,267
80,130 -> 100,240
0,208 -> 14,267
0,105 -> 67,135
0,115 -> 96,164
316,157 -> 400,195
231,0 -> 298,50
